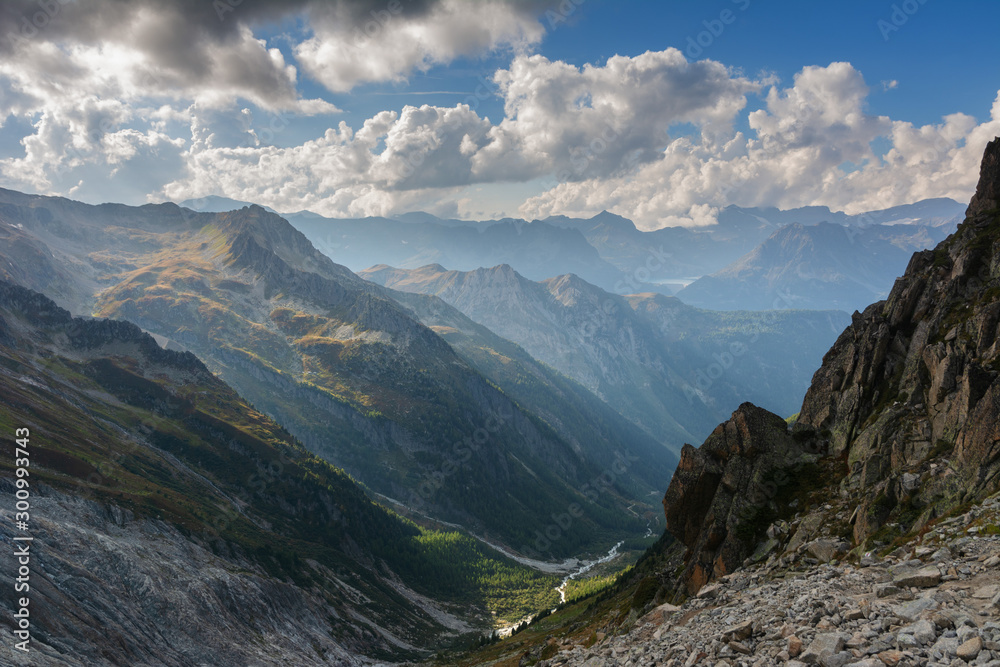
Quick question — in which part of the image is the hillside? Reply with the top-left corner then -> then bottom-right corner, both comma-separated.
0,281 -> 570,664
361,263 -> 849,448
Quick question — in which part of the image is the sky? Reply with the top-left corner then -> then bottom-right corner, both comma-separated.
0,0 -> 997,230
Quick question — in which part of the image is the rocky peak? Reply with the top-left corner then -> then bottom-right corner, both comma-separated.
663,403 -> 814,595
792,137 -> 1000,547
968,137 -> 1000,217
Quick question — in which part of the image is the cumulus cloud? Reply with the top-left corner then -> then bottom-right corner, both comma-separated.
295,0 -> 547,92
518,63 -> 1000,229
472,50 -> 761,181
154,49 -> 764,214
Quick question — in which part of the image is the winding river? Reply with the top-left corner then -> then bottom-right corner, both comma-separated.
555,540 -> 624,604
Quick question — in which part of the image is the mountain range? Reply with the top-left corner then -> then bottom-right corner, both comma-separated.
0,280 -> 569,663
676,218 -> 960,312
361,262 -> 849,446
0,148 -> 985,665
184,196 -> 964,303
0,191 -> 666,560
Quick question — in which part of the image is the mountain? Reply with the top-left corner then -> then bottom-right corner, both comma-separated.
543,200 -> 964,292
286,211 -> 631,292
377,285 -> 678,508
0,191 -> 661,559
676,219 -> 959,312
360,263 -> 850,450
0,280 -> 569,663
180,195 -> 281,215
209,199 -> 962,301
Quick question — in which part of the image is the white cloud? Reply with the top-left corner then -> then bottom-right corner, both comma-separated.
472,50 -> 761,182
0,7 -> 996,233
518,63 -> 1000,229
154,49 -> 764,215
295,0 -> 546,92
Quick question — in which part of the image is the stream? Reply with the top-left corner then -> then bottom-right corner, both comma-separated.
555,540 -> 624,605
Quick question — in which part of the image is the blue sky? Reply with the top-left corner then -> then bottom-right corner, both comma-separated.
0,0 -> 997,228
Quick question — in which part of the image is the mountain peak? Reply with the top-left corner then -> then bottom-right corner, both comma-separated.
967,136 -> 1000,217
589,210 -> 638,231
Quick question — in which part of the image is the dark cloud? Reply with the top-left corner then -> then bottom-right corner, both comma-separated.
0,0 -> 445,50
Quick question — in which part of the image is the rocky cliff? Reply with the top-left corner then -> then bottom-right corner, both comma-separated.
797,136 -> 1000,546
663,403 -> 815,595
662,137 -> 1000,597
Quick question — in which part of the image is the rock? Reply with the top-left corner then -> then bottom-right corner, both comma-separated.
898,618 -> 936,646
807,538 -> 851,563
800,633 -> 846,664
722,619 -> 753,641
967,136 -> 1000,216
844,608 -> 866,621
877,650 -> 905,666
931,635 -> 960,658
684,651 -> 706,667
727,640 -> 751,655
984,555 -> 1000,568
662,403 -> 806,595
893,596 -> 939,622
788,635 -> 804,657
892,565 -> 942,588
972,585 -> 999,599
956,636 -> 982,661
932,547 -> 953,562
876,584 -> 901,598
697,583 -> 722,599
820,652 -> 852,667
787,513 -> 826,555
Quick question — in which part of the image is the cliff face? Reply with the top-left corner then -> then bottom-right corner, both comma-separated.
798,137 -> 1000,544
663,403 -> 815,595
663,138 -> 1000,595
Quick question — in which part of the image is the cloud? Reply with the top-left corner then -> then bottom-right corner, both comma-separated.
518,63 -> 1000,229
153,49 -> 764,215
0,5 -> 995,233
294,0 -> 546,92
472,50 -> 761,182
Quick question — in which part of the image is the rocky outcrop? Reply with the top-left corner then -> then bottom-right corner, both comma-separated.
662,137 -> 1000,595
968,137 -> 1000,216
549,493 -> 1000,667
663,403 -> 816,595
796,137 -> 1000,546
